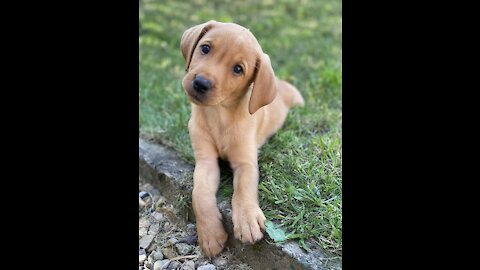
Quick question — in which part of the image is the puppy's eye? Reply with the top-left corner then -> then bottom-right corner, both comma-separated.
233,65 -> 243,75
200,44 -> 210,54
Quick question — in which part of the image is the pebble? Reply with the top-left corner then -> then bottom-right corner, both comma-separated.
139,234 -> 155,249
139,191 -> 150,198
152,250 -> 164,261
139,254 -> 147,265
197,264 -> 216,270
139,197 -> 146,207
181,260 -> 195,270
175,243 -> 193,255
145,258 -> 153,269
161,246 -> 178,259
143,197 -> 153,208
139,217 -> 151,228
166,237 -> 179,246
154,259 -> 170,270
167,261 -> 180,269
139,227 -> 148,238
163,222 -> 173,232
155,195 -> 166,207
212,256 -> 228,268
147,242 -> 158,253
185,223 -> 196,233
180,235 -> 197,245
139,248 -> 147,265
148,223 -> 160,235
152,212 -> 166,222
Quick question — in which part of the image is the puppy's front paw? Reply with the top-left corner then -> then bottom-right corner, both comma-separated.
196,211 -> 228,258
232,202 -> 266,244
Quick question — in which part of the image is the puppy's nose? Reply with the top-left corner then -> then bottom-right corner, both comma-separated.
192,75 -> 212,94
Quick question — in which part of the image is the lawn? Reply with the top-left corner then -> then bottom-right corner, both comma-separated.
139,0 -> 342,255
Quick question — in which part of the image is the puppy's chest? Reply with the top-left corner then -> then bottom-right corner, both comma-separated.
208,123 -> 241,159
204,119 -> 249,160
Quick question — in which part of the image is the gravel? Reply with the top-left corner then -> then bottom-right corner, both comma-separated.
197,264 -> 216,270
139,181 -> 253,270
175,243 -> 194,255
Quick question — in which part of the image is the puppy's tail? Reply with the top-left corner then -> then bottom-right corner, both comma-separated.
277,79 -> 305,108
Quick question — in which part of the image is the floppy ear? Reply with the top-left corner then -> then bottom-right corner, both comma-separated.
249,53 -> 278,115
180,20 -> 217,71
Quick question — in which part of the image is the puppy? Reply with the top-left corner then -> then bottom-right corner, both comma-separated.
180,20 -> 304,257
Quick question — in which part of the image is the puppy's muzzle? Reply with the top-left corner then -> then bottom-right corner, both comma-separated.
192,75 -> 212,94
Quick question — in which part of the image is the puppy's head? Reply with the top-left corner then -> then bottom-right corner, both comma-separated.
180,20 -> 277,114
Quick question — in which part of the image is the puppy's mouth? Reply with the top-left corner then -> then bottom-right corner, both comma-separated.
186,87 -> 226,107
187,90 -> 204,104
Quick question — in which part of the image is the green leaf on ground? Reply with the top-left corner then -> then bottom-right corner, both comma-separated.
265,220 -> 287,242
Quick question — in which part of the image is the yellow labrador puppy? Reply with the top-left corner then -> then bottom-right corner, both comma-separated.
180,20 -> 304,257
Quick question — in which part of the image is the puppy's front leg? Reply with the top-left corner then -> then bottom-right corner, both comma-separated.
192,156 -> 228,258
230,148 -> 267,244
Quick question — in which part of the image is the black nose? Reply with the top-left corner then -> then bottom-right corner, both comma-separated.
192,75 -> 212,94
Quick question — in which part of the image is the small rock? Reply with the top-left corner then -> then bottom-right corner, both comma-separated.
181,260 -> 195,270
148,223 -> 160,235
145,258 -> 153,269
143,197 -> 153,208
212,256 -> 227,268
152,250 -> 164,261
140,217 -> 151,229
179,235 -> 197,245
163,222 -> 173,232
152,212 -> 166,222
175,243 -> 193,255
139,191 -> 150,199
166,237 -> 178,246
139,248 -> 147,265
139,197 -> 147,207
139,234 -> 155,249
139,227 -> 148,238
167,261 -> 180,269
154,195 -> 166,207
147,242 -> 158,253
154,259 -> 170,270
197,264 -> 216,270
233,263 -> 253,270
140,183 -> 154,192
185,223 -> 196,233
139,254 -> 147,265
161,246 -> 178,259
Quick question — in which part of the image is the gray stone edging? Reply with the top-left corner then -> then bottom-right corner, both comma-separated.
139,138 -> 342,270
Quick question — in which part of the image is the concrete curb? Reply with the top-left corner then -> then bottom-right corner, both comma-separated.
139,138 -> 342,270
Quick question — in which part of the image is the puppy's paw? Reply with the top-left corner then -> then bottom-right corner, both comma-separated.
232,202 -> 266,244
196,212 -> 228,258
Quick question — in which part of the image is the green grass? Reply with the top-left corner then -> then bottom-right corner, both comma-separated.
140,0 -> 342,255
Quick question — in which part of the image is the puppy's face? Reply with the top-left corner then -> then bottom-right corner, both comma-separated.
182,23 -> 260,107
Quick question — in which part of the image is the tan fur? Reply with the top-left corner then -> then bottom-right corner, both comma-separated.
180,20 -> 304,258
